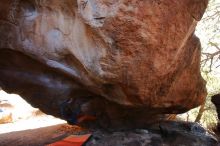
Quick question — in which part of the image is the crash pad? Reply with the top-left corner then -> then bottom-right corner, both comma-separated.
47,134 -> 91,146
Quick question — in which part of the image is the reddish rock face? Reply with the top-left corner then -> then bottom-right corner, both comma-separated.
0,0 -> 208,128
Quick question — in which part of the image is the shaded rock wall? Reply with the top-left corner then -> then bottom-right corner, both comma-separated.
85,121 -> 217,146
0,0 -> 208,128
211,93 -> 220,139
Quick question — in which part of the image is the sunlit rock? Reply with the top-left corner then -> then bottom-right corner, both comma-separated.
0,0 -> 208,128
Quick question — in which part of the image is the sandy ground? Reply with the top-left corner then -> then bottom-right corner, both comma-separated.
0,90 -> 84,146
0,115 -> 66,134
0,123 -> 83,146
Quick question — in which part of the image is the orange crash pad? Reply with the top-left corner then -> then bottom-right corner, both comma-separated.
47,134 -> 91,146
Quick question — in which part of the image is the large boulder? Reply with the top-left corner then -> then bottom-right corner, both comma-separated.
0,0 -> 207,128
85,121 -> 218,146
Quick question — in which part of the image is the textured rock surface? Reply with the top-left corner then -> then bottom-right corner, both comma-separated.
85,121 -> 217,146
0,0 -> 208,127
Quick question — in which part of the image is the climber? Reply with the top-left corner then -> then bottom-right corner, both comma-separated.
59,98 -> 96,125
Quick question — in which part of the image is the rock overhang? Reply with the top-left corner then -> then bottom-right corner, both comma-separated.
0,0 -> 208,128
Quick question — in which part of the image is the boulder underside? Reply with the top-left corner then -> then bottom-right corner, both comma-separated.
0,0 -> 208,128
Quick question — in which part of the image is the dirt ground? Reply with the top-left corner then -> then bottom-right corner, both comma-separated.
0,91 -> 85,146
0,123 -> 83,146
